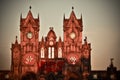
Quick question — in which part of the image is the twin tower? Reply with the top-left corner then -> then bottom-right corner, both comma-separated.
11,7 -> 91,79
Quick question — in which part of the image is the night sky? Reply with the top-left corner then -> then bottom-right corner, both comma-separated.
0,0 -> 120,70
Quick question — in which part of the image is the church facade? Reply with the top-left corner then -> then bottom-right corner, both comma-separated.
5,7 -> 119,80
11,7 -> 91,79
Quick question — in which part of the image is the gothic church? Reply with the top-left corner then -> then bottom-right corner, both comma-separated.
11,7 -> 91,79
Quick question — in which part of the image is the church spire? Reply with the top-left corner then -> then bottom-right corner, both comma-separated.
81,14 -> 82,21
69,6 -> 76,20
58,36 -> 62,47
58,36 -> 62,42
15,36 -> 18,44
20,13 -> 22,19
63,13 -> 65,20
41,36 -> 44,42
38,13 -> 39,20
38,13 -> 40,23
81,13 -> 83,28
20,13 -> 22,23
27,6 -> 33,18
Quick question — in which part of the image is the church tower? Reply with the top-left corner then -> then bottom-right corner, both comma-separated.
11,36 -> 21,79
20,6 -> 39,74
63,7 -> 83,62
11,7 -> 40,79
63,7 -> 91,79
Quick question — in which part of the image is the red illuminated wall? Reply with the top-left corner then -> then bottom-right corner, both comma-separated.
11,7 -> 91,79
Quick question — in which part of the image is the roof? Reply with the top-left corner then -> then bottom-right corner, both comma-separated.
47,27 -> 56,39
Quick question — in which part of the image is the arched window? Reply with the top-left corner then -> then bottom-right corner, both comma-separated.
52,47 -> 54,58
48,47 -> 54,59
41,48 -> 44,58
48,47 -> 51,58
58,48 -> 62,58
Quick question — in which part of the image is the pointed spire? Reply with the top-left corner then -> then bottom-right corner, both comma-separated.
20,13 -> 22,19
26,6 -> 34,20
81,14 -> 82,20
59,36 -> 62,42
38,13 -> 40,23
69,6 -> 76,20
81,13 -> 83,27
15,36 -> 18,44
41,36 -> 44,42
28,6 -> 32,16
58,36 -> 62,46
20,13 -> 22,23
63,13 -> 65,20
38,13 -> 39,20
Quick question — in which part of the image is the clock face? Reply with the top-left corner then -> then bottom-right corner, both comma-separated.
69,32 -> 76,39
49,41 -> 53,46
27,32 -> 33,39
23,54 -> 35,65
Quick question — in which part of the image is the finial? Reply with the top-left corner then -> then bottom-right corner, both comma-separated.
72,6 -> 74,11
81,14 -> 82,19
110,58 -> 114,67
49,27 -> 53,30
111,58 -> 114,62
29,6 -> 32,10
59,36 -> 62,42
16,36 -> 18,40
15,36 -> 18,44
84,36 -> 87,41
84,36 -> 88,44
110,58 -> 114,64
41,36 -> 44,42
38,13 -> 39,18
20,13 -> 22,18
37,13 -> 40,23
63,13 -> 65,20
20,13 -> 22,22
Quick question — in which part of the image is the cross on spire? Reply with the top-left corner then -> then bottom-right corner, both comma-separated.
29,6 -> 32,10
16,36 -> 18,40
72,6 -> 74,11
111,58 -> 114,62
49,27 -> 53,30
110,58 -> 114,64
110,58 -> 114,67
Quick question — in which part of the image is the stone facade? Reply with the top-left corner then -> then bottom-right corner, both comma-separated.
7,7 -> 119,80
11,7 -> 91,79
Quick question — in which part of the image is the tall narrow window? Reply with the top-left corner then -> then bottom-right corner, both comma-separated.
41,48 -> 44,58
58,48 -> 62,58
52,47 -> 54,58
48,47 -> 51,58
48,47 -> 54,59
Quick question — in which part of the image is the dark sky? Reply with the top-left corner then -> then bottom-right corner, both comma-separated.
0,0 -> 120,70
